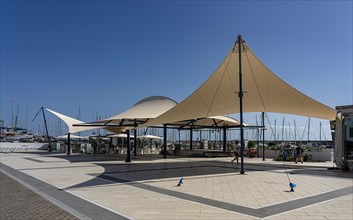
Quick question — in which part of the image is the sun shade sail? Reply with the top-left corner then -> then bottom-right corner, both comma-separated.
76,96 -> 178,127
46,108 -> 124,134
55,134 -> 89,140
145,40 -> 336,126
164,115 -> 246,129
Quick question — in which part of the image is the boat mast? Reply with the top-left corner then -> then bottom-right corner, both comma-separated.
308,117 -> 311,142
282,117 -> 285,143
294,120 -> 297,145
319,121 -> 322,144
274,119 -> 277,143
288,122 -> 291,141
26,107 -> 29,131
15,104 -> 19,130
11,100 -> 14,130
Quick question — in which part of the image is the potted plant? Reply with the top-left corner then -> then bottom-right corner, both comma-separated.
246,149 -> 257,158
246,140 -> 257,158
336,159 -> 353,171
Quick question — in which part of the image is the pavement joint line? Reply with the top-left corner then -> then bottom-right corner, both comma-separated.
97,173 -> 353,218
18,164 -> 97,171
256,186 -> 352,217
0,163 -> 132,220
62,185 -> 134,220
0,168 -> 92,220
8,172 -> 133,220
261,195 -> 351,220
255,187 -> 352,209
24,157 -> 46,163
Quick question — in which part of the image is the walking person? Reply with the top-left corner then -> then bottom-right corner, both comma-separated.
231,141 -> 240,164
295,145 -> 304,164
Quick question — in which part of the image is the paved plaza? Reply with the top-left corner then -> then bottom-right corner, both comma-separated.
0,151 -> 352,219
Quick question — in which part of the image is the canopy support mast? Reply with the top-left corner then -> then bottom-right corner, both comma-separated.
262,112 -> 265,161
41,107 -> 52,152
237,35 -> 245,174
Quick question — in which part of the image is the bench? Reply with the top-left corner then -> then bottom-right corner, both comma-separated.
203,150 -> 232,158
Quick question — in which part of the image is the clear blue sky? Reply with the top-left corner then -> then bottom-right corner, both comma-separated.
1,0 -> 352,140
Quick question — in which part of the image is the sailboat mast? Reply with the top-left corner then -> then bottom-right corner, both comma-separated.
308,117 -> 311,142
274,119 -> 277,142
288,122 -> 291,141
11,100 -> 14,130
26,107 -> 29,131
319,121 -> 322,143
282,117 -> 285,142
294,120 -> 297,145
15,104 -> 19,129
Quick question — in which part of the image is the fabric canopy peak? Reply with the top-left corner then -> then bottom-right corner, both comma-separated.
145,37 -> 336,127
46,108 -> 125,134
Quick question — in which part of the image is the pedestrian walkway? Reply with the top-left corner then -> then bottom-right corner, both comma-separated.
0,152 -> 352,219
1,171 -> 78,220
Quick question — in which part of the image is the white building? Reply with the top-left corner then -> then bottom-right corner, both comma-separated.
334,105 -> 353,162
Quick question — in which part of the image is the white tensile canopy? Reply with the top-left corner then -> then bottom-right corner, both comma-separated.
55,134 -> 89,140
78,96 -> 248,129
107,133 -> 135,138
145,39 -> 336,127
137,134 -> 163,140
46,108 -> 125,134
166,115 -> 246,129
77,96 -> 178,127
106,134 -> 162,139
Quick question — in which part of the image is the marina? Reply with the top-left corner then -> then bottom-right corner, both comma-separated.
1,1 -> 352,220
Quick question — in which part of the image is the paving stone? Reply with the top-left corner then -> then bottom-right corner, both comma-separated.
0,172 -> 78,220
1,152 -> 352,220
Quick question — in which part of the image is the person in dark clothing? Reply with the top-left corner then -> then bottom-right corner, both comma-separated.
295,146 -> 304,164
231,141 -> 240,164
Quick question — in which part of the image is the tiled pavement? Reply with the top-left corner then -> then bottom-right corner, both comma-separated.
0,171 -> 78,220
0,152 -> 352,219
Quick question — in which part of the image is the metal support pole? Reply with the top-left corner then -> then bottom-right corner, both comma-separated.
200,129 -> 202,147
190,129 -> 193,150
125,130 -> 131,162
178,129 -> 180,146
133,120 -> 137,156
223,126 -> 227,152
262,112 -> 265,161
134,128 -> 137,156
41,107 -> 51,152
237,35 -> 245,174
67,132 -> 70,155
163,124 -> 167,158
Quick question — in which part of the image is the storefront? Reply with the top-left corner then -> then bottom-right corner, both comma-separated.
334,105 -> 353,162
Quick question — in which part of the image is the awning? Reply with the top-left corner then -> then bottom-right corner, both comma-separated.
164,115 -> 248,129
145,38 -> 336,127
76,96 -> 178,127
107,134 -> 135,138
46,108 -> 125,134
55,134 -> 89,140
137,134 -> 163,140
